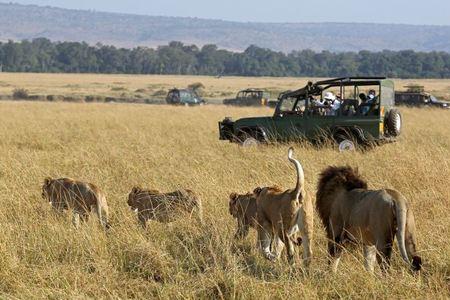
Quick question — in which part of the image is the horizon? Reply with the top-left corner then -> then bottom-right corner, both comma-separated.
4,0 -> 450,27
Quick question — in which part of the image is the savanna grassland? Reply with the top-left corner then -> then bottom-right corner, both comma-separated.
1,73 -> 450,102
0,73 -> 449,299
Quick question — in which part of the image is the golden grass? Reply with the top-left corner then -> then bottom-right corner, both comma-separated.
0,100 -> 449,298
0,73 -> 449,101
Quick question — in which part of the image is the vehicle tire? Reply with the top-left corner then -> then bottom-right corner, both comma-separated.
338,139 -> 355,152
385,109 -> 402,137
242,137 -> 259,147
237,132 -> 259,147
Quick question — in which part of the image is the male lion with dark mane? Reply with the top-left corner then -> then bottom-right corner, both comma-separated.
253,147 -> 313,267
42,177 -> 110,229
316,166 -> 422,273
127,187 -> 203,227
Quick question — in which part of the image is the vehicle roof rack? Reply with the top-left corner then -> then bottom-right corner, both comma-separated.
282,77 -> 388,98
315,77 -> 386,85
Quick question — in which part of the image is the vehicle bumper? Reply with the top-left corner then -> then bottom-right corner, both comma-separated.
218,120 -> 234,141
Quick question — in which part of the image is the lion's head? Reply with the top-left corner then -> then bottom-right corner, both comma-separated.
228,192 -> 255,218
316,166 -> 368,228
41,177 -> 72,210
127,186 -> 143,211
127,187 -> 161,211
41,177 -> 53,200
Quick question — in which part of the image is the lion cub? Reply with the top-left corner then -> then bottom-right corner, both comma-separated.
253,147 -> 313,267
127,187 -> 203,227
42,177 -> 110,229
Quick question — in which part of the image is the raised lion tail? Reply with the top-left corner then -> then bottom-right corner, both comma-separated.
287,147 -> 305,201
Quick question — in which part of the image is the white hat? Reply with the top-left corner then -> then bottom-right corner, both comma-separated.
324,92 -> 336,101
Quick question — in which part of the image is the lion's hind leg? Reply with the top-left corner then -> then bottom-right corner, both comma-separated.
363,245 -> 377,273
257,221 -> 276,261
298,208 -> 313,268
327,221 -> 344,273
281,231 -> 295,265
376,239 -> 394,273
272,235 -> 284,259
72,212 -> 81,229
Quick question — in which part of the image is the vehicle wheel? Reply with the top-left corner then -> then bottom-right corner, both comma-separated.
338,139 -> 355,152
237,132 -> 259,147
385,109 -> 402,137
242,137 -> 259,147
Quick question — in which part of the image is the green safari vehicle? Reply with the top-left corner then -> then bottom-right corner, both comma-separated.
218,77 -> 402,148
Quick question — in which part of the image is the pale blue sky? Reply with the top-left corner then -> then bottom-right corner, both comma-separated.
8,0 -> 450,25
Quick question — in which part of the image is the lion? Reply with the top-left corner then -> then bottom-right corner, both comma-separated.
229,192 -> 303,247
41,177 -> 110,229
252,147 -> 313,267
127,187 -> 203,227
316,166 -> 422,273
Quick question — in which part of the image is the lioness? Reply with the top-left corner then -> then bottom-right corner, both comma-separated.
253,147 -> 313,267
127,187 -> 203,227
42,177 -> 110,229
229,192 -> 303,247
316,166 -> 422,273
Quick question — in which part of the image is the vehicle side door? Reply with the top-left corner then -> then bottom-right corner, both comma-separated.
304,101 -> 336,140
271,98 -> 306,141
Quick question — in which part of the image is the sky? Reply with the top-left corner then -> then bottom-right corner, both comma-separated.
8,0 -> 450,26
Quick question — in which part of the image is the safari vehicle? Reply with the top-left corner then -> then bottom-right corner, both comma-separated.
219,77 -> 402,148
166,88 -> 205,105
395,85 -> 449,109
223,89 -> 276,106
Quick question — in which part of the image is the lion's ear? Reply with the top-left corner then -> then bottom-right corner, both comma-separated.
229,193 -> 238,201
253,187 -> 262,196
131,186 -> 141,194
44,177 -> 52,186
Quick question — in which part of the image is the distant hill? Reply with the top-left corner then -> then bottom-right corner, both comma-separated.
1,2 -> 450,52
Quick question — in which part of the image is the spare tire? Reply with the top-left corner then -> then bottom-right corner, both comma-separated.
385,109 -> 402,137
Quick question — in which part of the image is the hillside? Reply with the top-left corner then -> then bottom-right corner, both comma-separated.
1,2 -> 450,52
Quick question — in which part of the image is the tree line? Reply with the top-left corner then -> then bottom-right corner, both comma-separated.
0,38 -> 449,78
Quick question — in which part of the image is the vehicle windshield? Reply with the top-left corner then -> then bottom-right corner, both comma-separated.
430,95 -> 439,103
278,96 -> 305,113
279,96 -> 296,111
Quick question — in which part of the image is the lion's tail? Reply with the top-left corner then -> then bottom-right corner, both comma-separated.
389,189 -> 422,271
393,196 -> 410,265
287,147 -> 304,201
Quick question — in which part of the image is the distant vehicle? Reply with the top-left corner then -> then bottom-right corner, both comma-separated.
223,89 -> 277,107
219,77 -> 402,149
395,85 -> 449,109
166,88 -> 205,105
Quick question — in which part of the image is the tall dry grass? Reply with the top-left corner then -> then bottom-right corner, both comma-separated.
0,101 -> 449,298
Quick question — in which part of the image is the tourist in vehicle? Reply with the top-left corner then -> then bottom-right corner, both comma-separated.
359,89 -> 377,115
323,92 -> 340,116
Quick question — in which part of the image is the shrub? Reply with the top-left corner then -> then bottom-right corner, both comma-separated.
152,90 -> 167,97
12,88 -> 29,100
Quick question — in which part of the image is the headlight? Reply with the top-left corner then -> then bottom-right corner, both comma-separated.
443,103 -> 448,107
